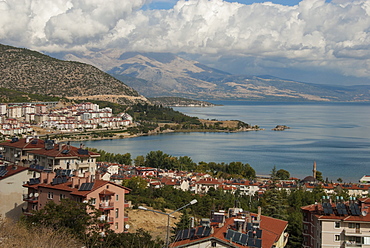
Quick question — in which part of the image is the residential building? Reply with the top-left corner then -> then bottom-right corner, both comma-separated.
22,171 -> 131,233
170,207 -> 288,248
0,165 -> 33,220
301,197 -> 370,248
0,136 -> 46,165
27,142 -> 100,176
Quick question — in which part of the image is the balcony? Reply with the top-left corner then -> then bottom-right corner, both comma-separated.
23,194 -> 38,203
344,228 -> 363,236
98,215 -> 114,226
343,241 -> 362,247
99,202 -> 114,211
124,201 -> 131,208
21,208 -> 35,216
124,215 -> 129,222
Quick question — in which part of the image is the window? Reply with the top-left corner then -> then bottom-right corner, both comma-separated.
115,208 -> 119,218
349,223 -> 356,228
335,235 -> 340,241
48,192 -> 53,199
59,194 -> 65,201
116,194 -> 119,201
115,222 -> 118,229
90,198 -> 96,205
335,221 -> 340,228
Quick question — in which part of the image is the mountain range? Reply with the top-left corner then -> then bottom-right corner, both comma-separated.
61,51 -> 370,102
1,43 -> 370,103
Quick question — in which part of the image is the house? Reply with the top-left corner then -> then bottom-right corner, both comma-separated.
301,197 -> 370,248
0,136 -> 46,166
22,171 -> 131,233
26,142 -> 100,176
170,207 -> 288,248
0,165 -> 32,220
194,178 -> 223,194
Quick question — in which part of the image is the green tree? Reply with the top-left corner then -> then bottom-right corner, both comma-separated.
276,169 -> 290,180
134,155 -> 145,166
122,176 -> 147,194
21,198 -> 107,247
316,170 -> 324,182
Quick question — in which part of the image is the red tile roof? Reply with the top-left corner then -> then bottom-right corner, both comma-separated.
24,179 -> 131,197
0,165 -> 28,180
170,213 -> 287,248
27,143 -> 100,158
0,137 -> 45,149
301,200 -> 370,222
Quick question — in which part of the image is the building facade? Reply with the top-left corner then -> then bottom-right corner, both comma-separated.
301,197 -> 370,248
23,171 -> 131,233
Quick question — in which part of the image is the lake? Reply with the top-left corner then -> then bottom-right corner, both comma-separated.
72,101 -> 370,183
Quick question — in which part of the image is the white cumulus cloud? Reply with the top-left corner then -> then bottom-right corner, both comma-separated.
1,0 -> 370,83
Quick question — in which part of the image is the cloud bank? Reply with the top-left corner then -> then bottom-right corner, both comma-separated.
1,0 -> 370,83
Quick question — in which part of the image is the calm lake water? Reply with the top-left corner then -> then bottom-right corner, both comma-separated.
72,101 -> 370,183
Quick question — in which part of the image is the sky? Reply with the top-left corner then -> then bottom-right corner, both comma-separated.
0,0 -> 370,86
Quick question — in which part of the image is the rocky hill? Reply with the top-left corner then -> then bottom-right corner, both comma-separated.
62,51 -> 369,102
106,53 -> 370,101
0,44 -> 149,105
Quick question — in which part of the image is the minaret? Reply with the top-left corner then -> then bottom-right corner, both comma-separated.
313,161 -> 317,179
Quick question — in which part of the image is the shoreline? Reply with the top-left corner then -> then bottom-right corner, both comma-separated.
57,127 -> 264,143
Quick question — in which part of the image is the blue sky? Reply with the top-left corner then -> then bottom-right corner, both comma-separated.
0,0 -> 369,86
146,0 -> 330,9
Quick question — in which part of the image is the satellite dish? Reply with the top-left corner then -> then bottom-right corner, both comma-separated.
34,193 -> 39,197
125,224 -> 130,229
29,193 -> 33,197
362,211 -> 367,216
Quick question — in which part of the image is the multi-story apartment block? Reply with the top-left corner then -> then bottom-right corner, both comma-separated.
23,170 -> 131,233
26,142 -> 100,176
7,106 -> 22,118
0,136 -> 46,165
0,165 -> 33,220
301,197 -> 370,248
171,207 -> 288,248
0,103 -> 7,115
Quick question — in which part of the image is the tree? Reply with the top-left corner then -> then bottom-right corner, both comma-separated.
316,170 -> 324,182
21,198 -> 108,247
122,176 -> 147,194
337,178 -> 343,183
276,169 -> 290,180
134,155 -> 145,166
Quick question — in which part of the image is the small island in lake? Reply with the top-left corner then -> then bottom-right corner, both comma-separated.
272,125 -> 291,131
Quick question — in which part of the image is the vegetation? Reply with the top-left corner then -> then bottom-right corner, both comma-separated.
19,199 -> 163,248
0,218 -> 81,248
0,43 -> 142,105
119,162 -> 351,247
0,87 -> 62,103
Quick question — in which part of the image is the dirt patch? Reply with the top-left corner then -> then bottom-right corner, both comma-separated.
125,207 -> 182,241
199,119 -> 241,128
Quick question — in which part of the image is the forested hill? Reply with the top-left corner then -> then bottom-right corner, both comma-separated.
0,44 -> 149,105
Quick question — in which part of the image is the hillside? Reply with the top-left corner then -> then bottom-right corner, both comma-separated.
60,50 -> 370,101
107,53 -> 370,101
0,44 -> 149,105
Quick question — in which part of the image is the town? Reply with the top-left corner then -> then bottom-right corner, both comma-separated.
2,132 -> 370,247
0,101 -> 133,136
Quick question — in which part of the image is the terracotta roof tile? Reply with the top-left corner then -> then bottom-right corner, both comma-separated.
0,165 -> 28,180
170,213 -> 287,248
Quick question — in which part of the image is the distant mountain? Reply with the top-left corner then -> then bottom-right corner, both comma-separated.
0,44 -> 149,105
58,50 -> 370,101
